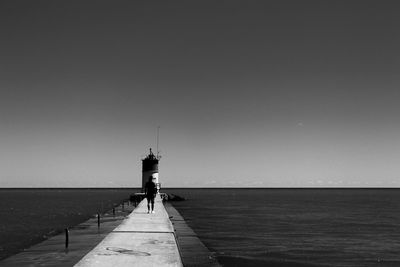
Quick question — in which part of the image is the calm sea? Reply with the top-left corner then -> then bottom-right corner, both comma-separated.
0,188 -> 134,260
165,188 -> 400,267
1,188 -> 400,267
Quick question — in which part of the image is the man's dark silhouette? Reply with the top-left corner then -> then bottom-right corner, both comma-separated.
145,176 -> 157,213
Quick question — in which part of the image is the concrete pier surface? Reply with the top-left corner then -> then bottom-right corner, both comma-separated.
1,194 -> 220,267
74,194 -> 182,267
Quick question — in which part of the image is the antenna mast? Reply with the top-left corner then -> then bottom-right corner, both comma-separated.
156,126 -> 160,159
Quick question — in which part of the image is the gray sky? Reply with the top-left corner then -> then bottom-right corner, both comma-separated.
1,0 -> 399,187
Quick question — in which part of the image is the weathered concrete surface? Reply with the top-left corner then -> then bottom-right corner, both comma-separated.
74,195 -> 183,267
0,203 -> 135,267
1,195 -> 215,267
165,202 -> 220,267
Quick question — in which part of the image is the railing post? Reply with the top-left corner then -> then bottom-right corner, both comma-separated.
65,228 -> 69,249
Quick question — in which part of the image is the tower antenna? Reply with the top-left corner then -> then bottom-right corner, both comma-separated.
156,126 -> 160,159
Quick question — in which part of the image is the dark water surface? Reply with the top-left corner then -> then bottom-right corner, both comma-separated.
164,188 -> 400,267
0,188 -> 134,260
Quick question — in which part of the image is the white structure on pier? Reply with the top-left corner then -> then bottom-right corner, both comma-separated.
142,148 -> 161,192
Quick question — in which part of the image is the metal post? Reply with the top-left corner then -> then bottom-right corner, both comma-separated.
65,228 -> 69,249
97,213 -> 100,228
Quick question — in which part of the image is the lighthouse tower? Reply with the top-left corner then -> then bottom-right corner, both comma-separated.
141,148 -> 160,192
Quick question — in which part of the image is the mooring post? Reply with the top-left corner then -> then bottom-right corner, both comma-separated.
97,213 -> 100,228
65,228 -> 69,249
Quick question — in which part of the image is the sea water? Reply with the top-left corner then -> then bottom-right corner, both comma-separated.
165,188 -> 400,267
0,188 -> 134,260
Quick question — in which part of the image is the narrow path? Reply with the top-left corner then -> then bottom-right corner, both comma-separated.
74,195 -> 183,267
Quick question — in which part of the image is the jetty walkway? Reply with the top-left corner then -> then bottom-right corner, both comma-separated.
75,195 -> 182,267
1,195 -> 219,267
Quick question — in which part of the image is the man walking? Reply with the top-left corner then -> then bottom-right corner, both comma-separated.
145,176 -> 157,213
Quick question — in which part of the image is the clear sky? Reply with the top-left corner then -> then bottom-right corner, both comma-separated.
1,1 -> 399,187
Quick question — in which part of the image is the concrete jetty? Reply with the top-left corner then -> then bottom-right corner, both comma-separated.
1,194 -> 220,267
74,195 -> 183,267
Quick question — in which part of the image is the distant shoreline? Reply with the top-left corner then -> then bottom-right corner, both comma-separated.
1,187 -> 400,189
